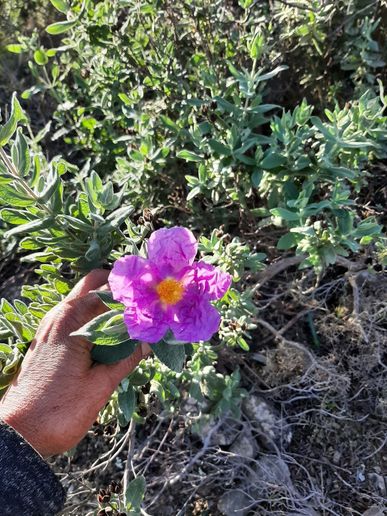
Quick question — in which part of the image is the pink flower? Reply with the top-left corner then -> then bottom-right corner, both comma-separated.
109,227 -> 231,343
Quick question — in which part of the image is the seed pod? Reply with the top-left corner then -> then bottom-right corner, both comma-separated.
143,208 -> 153,222
109,481 -> 123,494
104,424 -> 115,435
98,490 -> 111,504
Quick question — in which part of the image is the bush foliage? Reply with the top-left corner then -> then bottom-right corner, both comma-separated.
0,0 -> 386,513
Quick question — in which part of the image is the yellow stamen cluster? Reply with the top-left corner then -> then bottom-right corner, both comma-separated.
156,278 -> 184,306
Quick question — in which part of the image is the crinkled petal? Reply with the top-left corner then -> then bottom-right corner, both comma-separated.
147,226 -> 197,275
124,302 -> 169,343
183,261 -> 231,300
108,255 -> 159,305
170,294 -> 220,343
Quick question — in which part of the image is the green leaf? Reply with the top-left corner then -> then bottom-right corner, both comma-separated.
57,215 -> 91,232
152,340 -> 186,372
186,186 -> 201,201
33,49 -> 48,66
359,235 -> 374,245
4,313 -> 34,342
85,239 -> 101,263
49,0 -> 69,13
129,369 -> 150,386
53,278 -> 72,295
37,168 -> 60,202
160,115 -> 180,133
106,205 -> 134,227
0,184 -> 35,207
238,336 -> 250,351
91,339 -> 139,364
251,170 -> 263,188
353,220 -> 381,238
260,152 -> 287,170
249,33 -> 264,60
11,129 -> 30,177
6,44 -> 24,54
311,116 -> 333,139
177,150 -> 204,162
321,245 -> 336,266
270,208 -> 300,221
277,232 -> 297,250
162,329 -> 187,346
125,476 -> 146,509
118,93 -> 133,106
0,343 -> 12,354
118,385 -> 136,422
208,139 -> 231,156
0,93 -> 28,147
4,217 -> 55,238
97,291 -> 125,311
46,19 -> 78,35
0,209 -> 30,225
256,65 -> 288,83
71,310 -> 129,346
336,210 -> 353,235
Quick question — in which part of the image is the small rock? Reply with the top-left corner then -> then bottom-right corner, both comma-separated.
242,395 -> 291,448
181,396 -> 201,417
357,464 -> 366,482
251,353 -> 267,365
369,473 -> 386,496
242,395 -> 278,440
250,455 -> 291,487
217,489 -> 251,516
230,431 -> 258,459
333,450 -> 341,464
362,506 -> 386,516
199,418 -> 241,446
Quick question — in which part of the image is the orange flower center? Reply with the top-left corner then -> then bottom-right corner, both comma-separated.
156,278 -> 184,306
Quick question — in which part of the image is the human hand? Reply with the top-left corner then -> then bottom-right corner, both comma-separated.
0,269 -> 149,457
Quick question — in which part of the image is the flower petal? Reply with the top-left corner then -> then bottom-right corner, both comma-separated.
108,255 -> 158,305
184,261 -> 231,300
147,226 -> 197,275
170,294 -> 220,342
124,302 -> 169,343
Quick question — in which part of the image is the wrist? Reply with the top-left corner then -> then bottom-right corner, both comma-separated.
0,399 -> 49,457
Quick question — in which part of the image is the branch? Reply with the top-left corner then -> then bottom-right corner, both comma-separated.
252,255 -> 305,293
123,418 -> 137,497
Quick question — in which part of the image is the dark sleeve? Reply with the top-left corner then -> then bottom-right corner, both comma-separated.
0,421 -> 66,515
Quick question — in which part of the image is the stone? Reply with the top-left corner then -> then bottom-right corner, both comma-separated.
242,395 -> 292,448
362,506 -> 386,516
333,450 -> 341,464
368,473 -> 386,496
199,417 -> 241,446
250,455 -> 291,487
217,489 -> 251,516
229,431 -> 258,459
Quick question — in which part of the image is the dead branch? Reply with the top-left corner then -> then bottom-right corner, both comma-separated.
123,418 -> 137,496
252,255 -> 306,292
